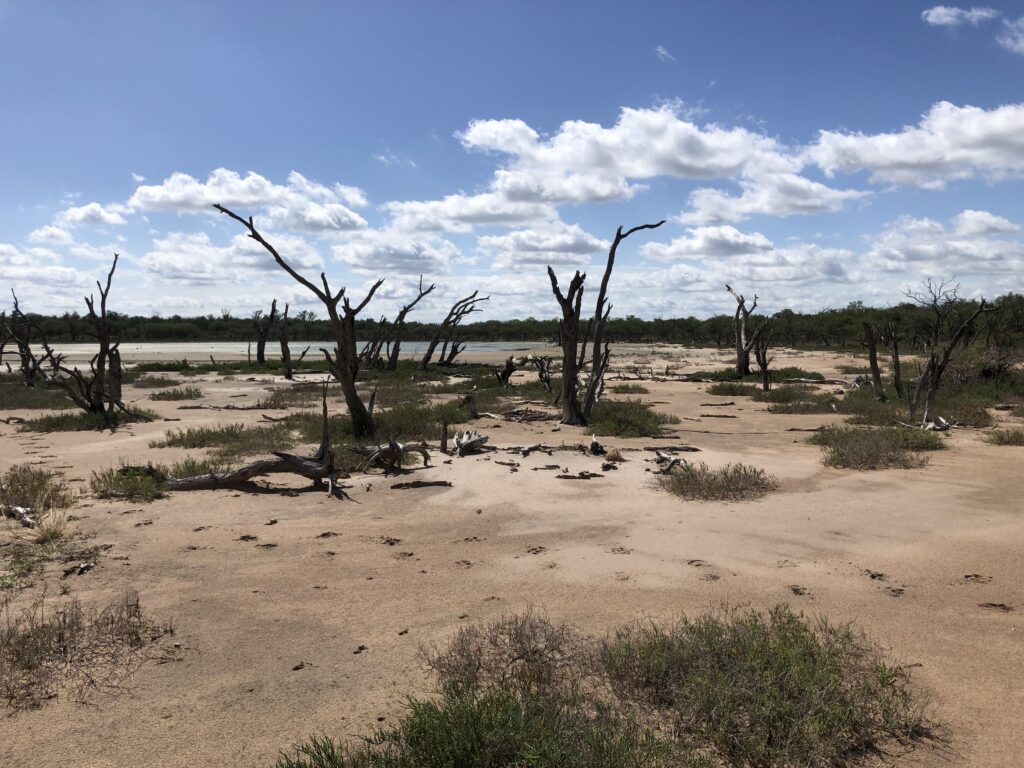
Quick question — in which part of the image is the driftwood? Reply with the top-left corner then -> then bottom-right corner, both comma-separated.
1,504 -> 36,527
454,430 -> 488,456
391,480 -> 451,490
163,384 -> 346,497
352,441 -> 431,473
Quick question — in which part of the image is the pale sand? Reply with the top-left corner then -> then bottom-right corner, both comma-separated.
1,345 -> 1021,767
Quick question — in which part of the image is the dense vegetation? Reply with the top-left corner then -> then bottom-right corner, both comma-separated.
12,293 -> 1024,349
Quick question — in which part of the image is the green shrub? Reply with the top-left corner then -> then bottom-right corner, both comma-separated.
18,408 -> 158,432
809,426 -> 943,470
0,381 -> 73,410
601,605 -> 926,767
0,464 -> 75,514
753,386 -> 817,404
148,385 -> 203,401
659,461 -> 779,501
701,367 -> 824,383
837,364 -> 871,374
984,429 -> 1024,446
151,422 -> 296,459
588,399 -> 679,438
89,464 -> 166,502
128,375 -> 181,389
706,381 -> 759,397
278,608 -> 927,768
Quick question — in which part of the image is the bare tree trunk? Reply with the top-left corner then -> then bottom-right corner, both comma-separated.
753,321 -> 773,391
215,205 -> 382,439
253,299 -> 277,365
548,267 -> 586,425
862,322 -> 886,401
279,303 -> 293,380
386,277 -> 434,371
420,291 -> 488,369
882,321 -> 904,399
726,285 -> 759,377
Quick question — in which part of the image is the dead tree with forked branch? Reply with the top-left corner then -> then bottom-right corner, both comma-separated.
386,276 -> 435,370
214,205 -> 382,438
420,291 -> 488,369
726,284 -> 759,377
4,294 -> 47,386
252,299 -> 277,365
548,220 -> 666,425
753,321 -> 774,392
902,279 -> 995,427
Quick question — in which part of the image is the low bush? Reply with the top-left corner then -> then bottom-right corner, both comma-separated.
611,383 -> 649,394
0,465 -> 74,544
588,399 -> 679,438
277,608 -> 927,768
128,375 -> 181,389
90,464 -> 167,502
0,380 -> 73,410
809,425 -> 943,470
0,589 -> 174,711
706,381 -> 759,397
18,408 -> 159,432
983,429 -> 1024,446
659,461 -> 779,501
151,422 -> 296,459
148,385 -> 203,401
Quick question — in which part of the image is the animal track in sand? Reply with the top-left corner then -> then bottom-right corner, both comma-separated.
979,602 -> 1014,613
863,569 -> 887,581
962,574 -> 992,584
610,546 -> 633,555
885,586 -> 906,598
789,585 -> 809,596
526,546 -> 547,555
237,534 -> 258,542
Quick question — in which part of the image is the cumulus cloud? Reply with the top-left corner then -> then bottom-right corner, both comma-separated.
953,209 -> 1019,236
921,6 -> 999,27
0,243 -> 86,288
808,101 -> 1024,187
27,225 -> 75,246
331,230 -> 461,274
385,192 -> 557,232
641,225 -> 774,260
56,202 -> 127,227
478,222 -> 610,269
128,169 -> 368,232
140,231 -> 324,285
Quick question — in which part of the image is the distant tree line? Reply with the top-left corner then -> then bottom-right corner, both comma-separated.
14,293 -> 1024,352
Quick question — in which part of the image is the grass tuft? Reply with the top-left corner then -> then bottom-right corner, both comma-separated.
148,385 -> 203,401
809,425 -> 944,470
90,464 -> 167,502
0,380 -> 73,410
588,399 -> 679,438
610,383 -> 650,395
18,408 -> 159,432
983,429 -> 1024,446
659,461 -> 779,501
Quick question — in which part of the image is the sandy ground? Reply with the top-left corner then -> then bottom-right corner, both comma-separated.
1,345 -> 1022,767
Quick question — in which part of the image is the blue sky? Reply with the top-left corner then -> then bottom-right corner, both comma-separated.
2,1 -> 1024,320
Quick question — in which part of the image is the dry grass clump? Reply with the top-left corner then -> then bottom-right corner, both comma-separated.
706,381 -> 759,397
18,408 -> 159,432
0,589 -> 176,711
151,422 -> 297,459
837,363 -> 871,374
983,429 -> 1024,446
148,385 -> 203,401
809,426 -> 944,470
90,457 -> 232,502
0,465 -> 75,543
278,608 -> 928,768
128,374 -> 182,388
0,379 -> 73,410
659,461 -> 779,502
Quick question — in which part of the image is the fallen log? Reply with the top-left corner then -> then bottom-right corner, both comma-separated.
391,480 -> 451,490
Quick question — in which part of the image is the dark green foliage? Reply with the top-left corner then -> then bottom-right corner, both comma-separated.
705,382 -> 759,397
700,367 -> 825,383
18,408 -> 159,432
588,399 -> 680,438
809,426 -> 944,470
278,608 -> 927,768
126,374 -> 182,388
90,464 -> 167,502
659,462 -> 779,501
601,605 -> 927,767
0,380 -> 73,410
151,422 -> 296,460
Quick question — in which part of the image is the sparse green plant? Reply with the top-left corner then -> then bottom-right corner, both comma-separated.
148,385 -> 203,401
151,422 -> 296,460
127,374 -> 182,388
809,425 -> 943,470
659,461 -> 779,501
837,363 -> 871,374
983,429 -> 1024,446
0,465 -> 75,518
706,381 -> 759,397
18,408 -> 159,433
0,380 -> 73,410
588,399 -> 679,438
89,464 -> 167,502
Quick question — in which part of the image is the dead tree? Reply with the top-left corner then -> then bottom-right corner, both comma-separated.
753,321 -> 774,392
5,293 -> 46,386
880,321 -> 904,399
548,220 -> 666,425
861,322 -> 887,401
726,284 -> 759,377
420,291 -> 488,369
526,355 -> 553,392
386,277 -> 435,370
215,205 -> 381,438
440,337 -> 466,365
495,356 -> 516,386
902,279 -> 994,426
279,303 -> 293,380
252,299 -> 278,365
359,315 -> 390,368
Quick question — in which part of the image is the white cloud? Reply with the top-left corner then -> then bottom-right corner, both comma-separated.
641,225 -> 774,260
132,172 -> 146,183
140,231 -> 324,285
386,192 -> 557,232
997,15 -> 1024,54
374,150 -> 417,168
128,169 -> 368,232
0,243 -> 86,288
331,230 -> 461,275
681,172 -> 866,224
953,209 -> 1019,236
56,202 -> 127,227
809,101 -> 1024,187
655,45 -> 676,62
921,6 -> 999,27
479,222 -> 609,269
27,225 -> 74,246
